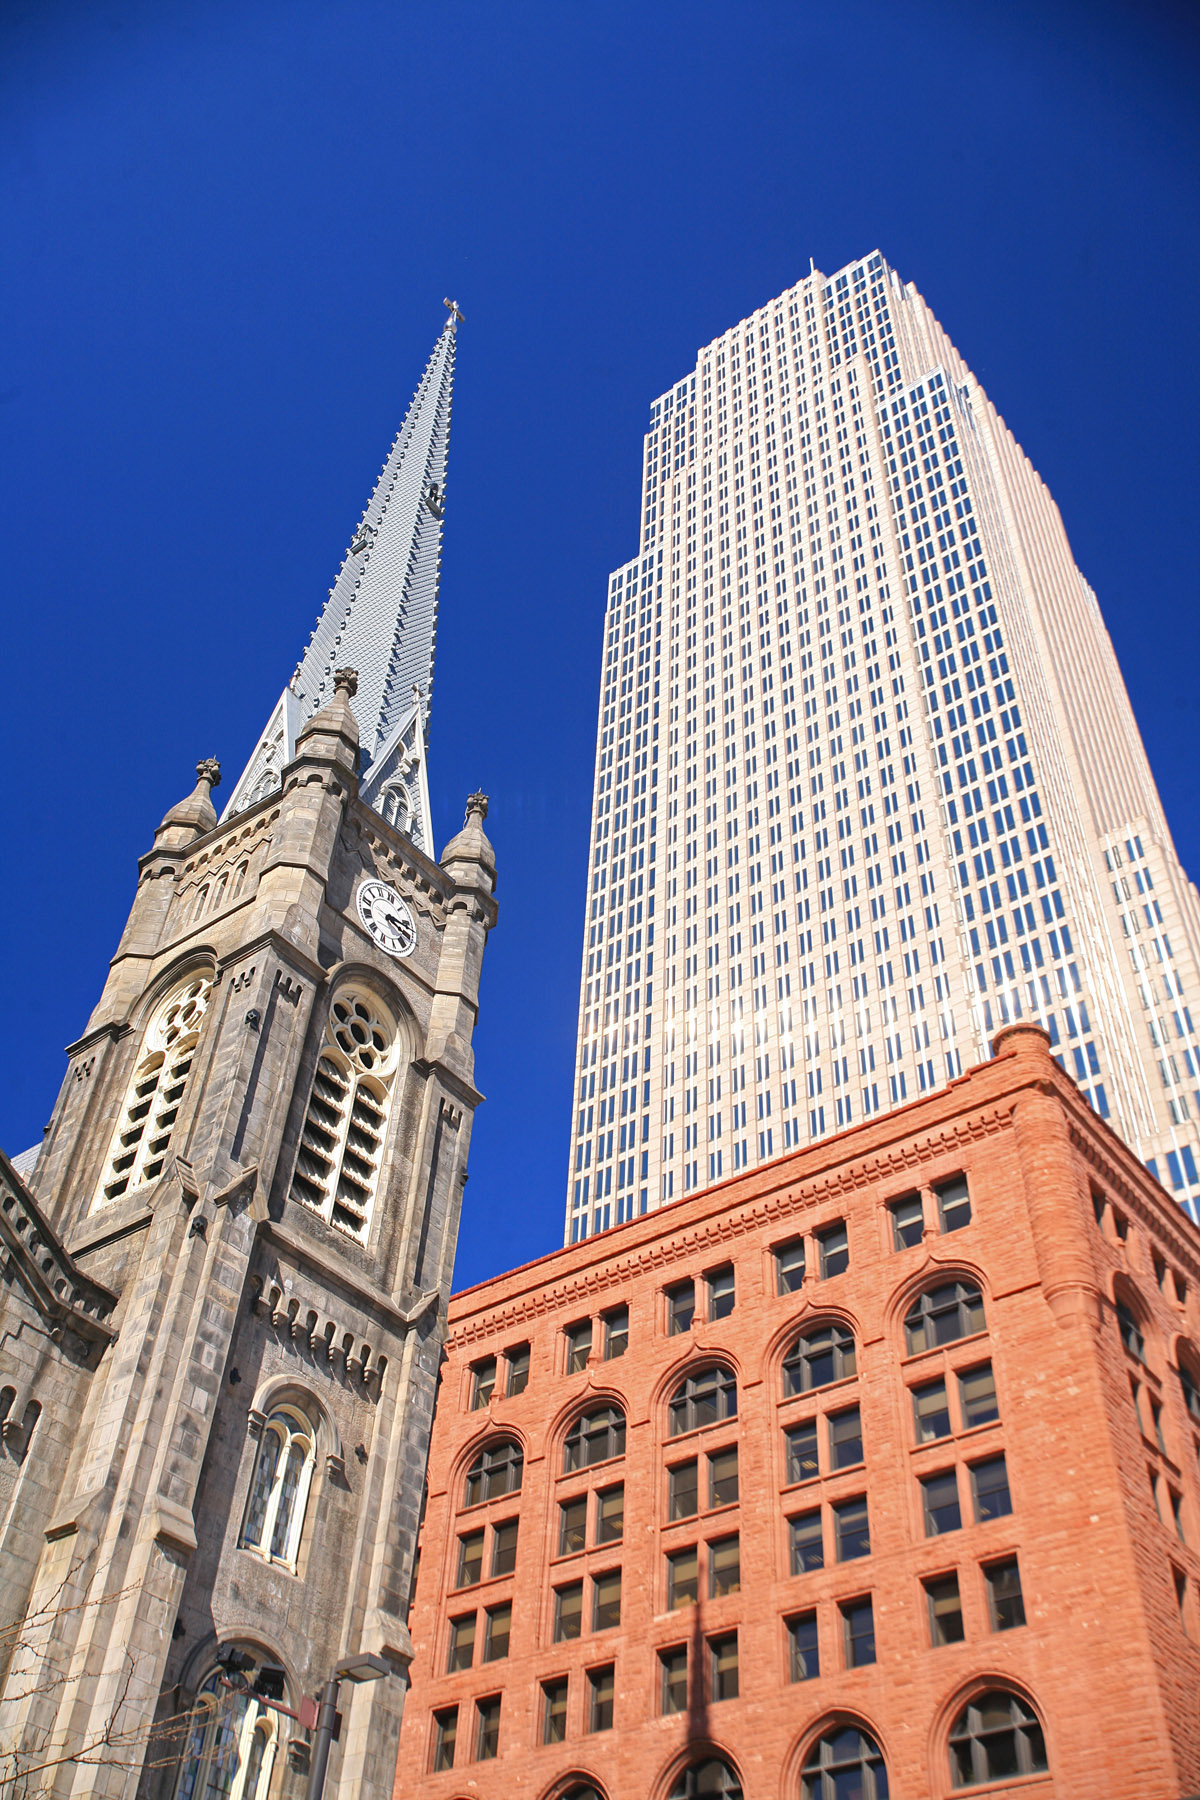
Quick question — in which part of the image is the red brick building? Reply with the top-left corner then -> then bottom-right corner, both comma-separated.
394,1027 -> 1200,1800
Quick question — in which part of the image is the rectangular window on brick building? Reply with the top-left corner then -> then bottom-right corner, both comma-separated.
829,1405 -> 863,1469
936,1173 -> 971,1233
709,1446 -> 739,1507
560,1496 -> 587,1555
491,1519 -> 518,1577
431,1706 -> 457,1772
505,1343 -> 530,1396
474,1696 -> 501,1761
597,1484 -> 624,1544
775,1236 -> 806,1293
446,1613 -> 475,1671
593,1570 -> 622,1630
709,1534 -> 740,1596
817,1220 -> 850,1278
587,1664 -> 615,1732
554,1582 -> 583,1641
984,1556 -> 1026,1631
470,1358 -> 496,1409
912,1378 -> 951,1442
788,1611 -> 820,1681
834,1496 -> 870,1561
841,1596 -> 876,1667
707,1264 -> 736,1319
667,1279 -> 696,1334
670,1459 -> 699,1520
925,1573 -> 964,1645
786,1421 -> 820,1484
541,1678 -> 568,1745
668,1546 -> 699,1608
565,1319 -> 593,1373
890,1191 -> 924,1249
483,1603 -> 511,1662
971,1454 -> 1012,1522
456,1530 -> 484,1587
660,1645 -> 689,1714
602,1305 -> 629,1360
958,1362 -> 999,1429
922,1470 -> 962,1536
790,1509 -> 824,1573
709,1632 -> 739,1700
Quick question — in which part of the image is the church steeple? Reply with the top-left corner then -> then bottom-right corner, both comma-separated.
222,304 -> 461,851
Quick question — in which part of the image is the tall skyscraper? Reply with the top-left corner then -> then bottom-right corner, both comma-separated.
566,252 -> 1200,1242
0,306 -> 497,1800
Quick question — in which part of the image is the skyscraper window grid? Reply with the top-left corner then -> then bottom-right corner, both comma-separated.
567,252 -> 1200,1241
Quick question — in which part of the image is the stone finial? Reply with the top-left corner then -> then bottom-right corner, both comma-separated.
466,792 -> 489,823
333,668 -> 359,700
155,758 -> 222,843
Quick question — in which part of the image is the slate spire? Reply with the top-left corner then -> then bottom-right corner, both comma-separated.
222,304 -> 460,851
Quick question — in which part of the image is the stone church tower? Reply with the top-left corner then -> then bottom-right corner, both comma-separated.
0,307 -> 496,1800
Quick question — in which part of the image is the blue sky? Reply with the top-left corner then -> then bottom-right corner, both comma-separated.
2,0 -> 1197,1289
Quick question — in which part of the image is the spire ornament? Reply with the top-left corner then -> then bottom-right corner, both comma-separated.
221,308 -> 458,852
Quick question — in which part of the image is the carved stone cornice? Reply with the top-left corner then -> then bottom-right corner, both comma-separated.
260,1218 -> 444,1337
63,1019 -> 132,1060
215,929 -> 325,986
410,1057 -> 484,1110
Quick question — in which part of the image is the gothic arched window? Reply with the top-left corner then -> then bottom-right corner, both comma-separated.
291,989 -> 399,1240
174,1657 -> 281,1800
803,1727 -> 888,1799
240,1406 -> 316,1567
381,784 -> 412,835
97,974 -> 213,1206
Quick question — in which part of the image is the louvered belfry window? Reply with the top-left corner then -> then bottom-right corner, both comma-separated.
291,989 -> 397,1239
97,975 -> 213,1206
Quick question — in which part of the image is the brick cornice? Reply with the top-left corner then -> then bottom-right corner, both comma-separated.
448,1104 -> 1016,1349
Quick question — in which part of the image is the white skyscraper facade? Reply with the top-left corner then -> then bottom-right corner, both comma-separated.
566,251 -> 1200,1241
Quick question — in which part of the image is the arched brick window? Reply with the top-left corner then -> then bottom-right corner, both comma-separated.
668,1365 -> 738,1435
669,1758 -> 742,1798
1178,1349 -> 1200,1423
464,1439 -> 523,1506
949,1689 -> 1047,1787
904,1280 -> 984,1354
1116,1299 -> 1146,1363
564,1405 -> 626,1471
803,1727 -> 888,1799
784,1323 -> 856,1394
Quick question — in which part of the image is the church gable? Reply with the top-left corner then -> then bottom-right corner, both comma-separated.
0,1151 -> 117,1356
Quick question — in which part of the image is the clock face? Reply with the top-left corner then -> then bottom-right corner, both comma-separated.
356,879 -> 417,960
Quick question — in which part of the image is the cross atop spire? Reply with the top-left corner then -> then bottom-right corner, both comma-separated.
222,310 -> 459,852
